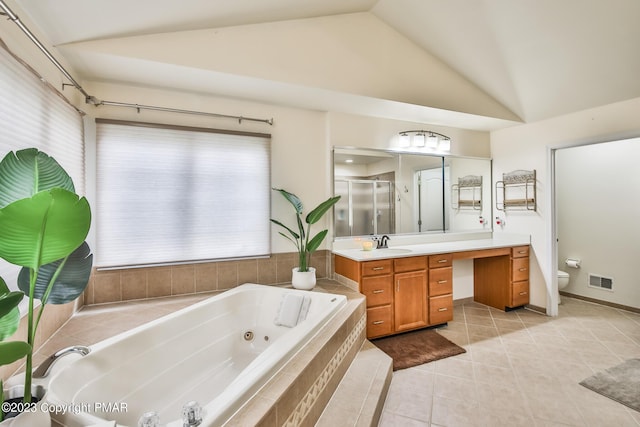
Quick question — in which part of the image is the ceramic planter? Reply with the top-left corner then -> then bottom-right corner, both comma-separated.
0,383 -> 49,426
291,267 -> 316,290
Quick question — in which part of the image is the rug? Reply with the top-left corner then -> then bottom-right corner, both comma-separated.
372,328 -> 466,371
579,358 -> 640,412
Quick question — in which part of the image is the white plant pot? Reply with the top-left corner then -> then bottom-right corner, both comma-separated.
291,267 -> 316,290
1,384 -> 50,427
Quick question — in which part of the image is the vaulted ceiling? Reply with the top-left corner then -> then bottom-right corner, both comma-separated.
11,0 -> 640,131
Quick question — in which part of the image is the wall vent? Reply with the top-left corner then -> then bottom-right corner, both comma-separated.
588,274 -> 614,291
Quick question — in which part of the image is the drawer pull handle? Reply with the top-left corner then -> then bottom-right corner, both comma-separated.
437,280 -> 448,284
519,292 -> 528,296
438,307 -> 448,312
372,320 -> 384,325
372,289 -> 384,294
519,268 -> 527,272
518,250 -> 527,254
437,259 -> 448,263
372,267 -> 385,271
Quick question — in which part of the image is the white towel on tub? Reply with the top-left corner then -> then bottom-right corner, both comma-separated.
275,292 -> 311,327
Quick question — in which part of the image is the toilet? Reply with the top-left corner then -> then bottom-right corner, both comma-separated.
557,270 -> 570,303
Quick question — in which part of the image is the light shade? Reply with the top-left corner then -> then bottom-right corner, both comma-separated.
426,133 -> 439,149
439,138 -> 451,152
413,133 -> 426,147
399,133 -> 410,147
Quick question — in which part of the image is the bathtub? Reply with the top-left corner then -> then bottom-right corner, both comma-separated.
46,283 -> 348,426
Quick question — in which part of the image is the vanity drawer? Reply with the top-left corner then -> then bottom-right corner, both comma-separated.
361,275 -> 393,307
429,253 -> 453,268
361,259 -> 393,277
394,256 -> 427,273
429,294 -> 453,325
429,266 -> 453,296
512,246 -> 530,258
367,305 -> 393,338
512,257 -> 529,282
510,280 -> 529,307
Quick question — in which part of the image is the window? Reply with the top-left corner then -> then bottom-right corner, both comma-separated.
96,120 -> 271,268
0,40 -> 85,292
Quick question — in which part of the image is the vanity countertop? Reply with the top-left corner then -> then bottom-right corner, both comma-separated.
332,235 -> 531,262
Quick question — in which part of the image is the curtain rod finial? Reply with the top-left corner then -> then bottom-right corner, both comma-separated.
86,96 -> 101,106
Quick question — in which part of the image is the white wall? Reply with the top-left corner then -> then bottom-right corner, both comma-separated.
556,139 -> 640,309
491,97 -> 640,313
82,81 -> 331,254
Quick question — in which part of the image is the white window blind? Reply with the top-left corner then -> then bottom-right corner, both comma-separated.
0,40 -> 85,292
96,120 -> 271,268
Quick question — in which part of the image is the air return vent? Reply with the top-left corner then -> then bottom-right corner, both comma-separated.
588,274 -> 613,291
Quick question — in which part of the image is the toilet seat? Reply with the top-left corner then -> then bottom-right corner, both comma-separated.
558,270 -> 569,278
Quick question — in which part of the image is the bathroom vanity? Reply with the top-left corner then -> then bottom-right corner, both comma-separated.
333,239 -> 530,339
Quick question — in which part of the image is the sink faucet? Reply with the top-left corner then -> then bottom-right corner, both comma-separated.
377,235 -> 390,249
32,345 -> 91,378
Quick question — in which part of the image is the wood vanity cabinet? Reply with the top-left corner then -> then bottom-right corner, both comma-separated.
473,245 -> 530,310
335,254 -> 445,339
333,244 -> 529,339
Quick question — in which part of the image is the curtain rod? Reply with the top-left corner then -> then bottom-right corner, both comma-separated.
0,0 -> 274,126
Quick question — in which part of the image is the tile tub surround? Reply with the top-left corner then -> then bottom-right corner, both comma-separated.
379,297 -> 640,427
85,250 -> 330,305
30,279 -> 365,426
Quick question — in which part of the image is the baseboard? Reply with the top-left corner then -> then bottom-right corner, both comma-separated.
453,297 -> 474,306
524,304 -> 546,314
560,291 -> 640,314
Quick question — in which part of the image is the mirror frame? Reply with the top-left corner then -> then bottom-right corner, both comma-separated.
332,146 -> 493,240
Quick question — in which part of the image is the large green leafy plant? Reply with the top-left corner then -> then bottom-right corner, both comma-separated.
0,148 -> 92,403
271,188 -> 340,272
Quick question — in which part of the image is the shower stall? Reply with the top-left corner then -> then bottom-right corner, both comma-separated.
334,179 -> 395,237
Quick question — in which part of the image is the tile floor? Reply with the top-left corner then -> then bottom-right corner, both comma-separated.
33,293 -> 640,427
379,298 -> 640,427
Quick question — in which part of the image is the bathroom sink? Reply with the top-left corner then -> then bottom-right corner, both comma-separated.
370,248 -> 412,255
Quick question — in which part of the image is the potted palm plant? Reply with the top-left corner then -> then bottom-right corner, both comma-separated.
0,148 -> 92,423
271,188 -> 340,290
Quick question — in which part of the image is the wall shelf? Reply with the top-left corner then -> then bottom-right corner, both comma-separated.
452,175 -> 482,210
496,169 -> 536,211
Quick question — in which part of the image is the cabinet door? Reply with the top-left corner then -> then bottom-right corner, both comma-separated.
394,270 -> 428,332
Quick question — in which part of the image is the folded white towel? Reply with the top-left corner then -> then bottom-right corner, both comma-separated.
275,293 -> 312,327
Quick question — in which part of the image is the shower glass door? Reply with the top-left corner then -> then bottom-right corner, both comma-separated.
334,179 -> 394,237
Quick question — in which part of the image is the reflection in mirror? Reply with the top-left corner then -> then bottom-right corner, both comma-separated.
334,149 -> 397,237
333,147 -> 491,238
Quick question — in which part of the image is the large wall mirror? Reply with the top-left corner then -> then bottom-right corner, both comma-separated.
333,147 -> 492,238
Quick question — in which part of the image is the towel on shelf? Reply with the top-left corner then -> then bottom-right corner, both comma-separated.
275,292 -> 312,327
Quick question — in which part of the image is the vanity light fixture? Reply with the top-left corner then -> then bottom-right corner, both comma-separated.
398,130 -> 451,152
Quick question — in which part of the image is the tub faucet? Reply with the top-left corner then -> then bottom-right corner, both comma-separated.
32,345 -> 91,378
